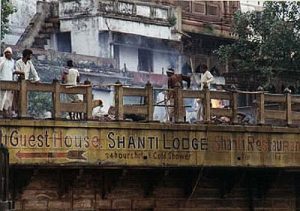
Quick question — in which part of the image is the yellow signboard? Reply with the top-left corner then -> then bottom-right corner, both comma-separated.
1,120 -> 300,167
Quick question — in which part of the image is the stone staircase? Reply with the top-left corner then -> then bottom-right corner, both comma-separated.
32,16 -> 59,49
17,1 -> 59,49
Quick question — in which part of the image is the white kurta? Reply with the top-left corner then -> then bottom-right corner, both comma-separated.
0,57 -> 14,111
66,68 -> 80,85
64,68 -> 80,102
15,59 -> 40,81
153,91 -> 167,122
200,70 -> 214,90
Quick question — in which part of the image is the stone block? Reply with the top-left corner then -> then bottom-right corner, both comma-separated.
155,198 -> 186,208
272,199 -> 293,208
48,201 -> 71,209
112,199 -> 132,209
23,200 -> 48,210
95,199 -> 112,209
132,198 -> 155,209
73,199 -> 92,209
13,201 -> 23,210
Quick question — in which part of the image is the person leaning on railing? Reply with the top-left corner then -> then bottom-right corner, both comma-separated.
166,67 -> 191,122
12,49 -> 40,117
14,49 -> 40,82
61,60 -> 81,120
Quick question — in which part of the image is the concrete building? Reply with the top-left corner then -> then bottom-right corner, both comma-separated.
17,0 -> 181,76
16,0 -> 239,75
12,0 -> 239,111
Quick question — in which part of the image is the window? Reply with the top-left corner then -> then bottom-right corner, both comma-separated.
56,32 -> 71,53
176,1 -> 191,12
191,2 -> 219,16
99,31 -> 110,58
207,5 -> 218,16
138,49 -> 153,72
192,2 -> 205,14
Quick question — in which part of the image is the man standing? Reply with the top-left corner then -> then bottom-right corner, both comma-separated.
191,64 -> 214,122
200,64 -> 214,90
62,60 -> 81,120
15,49 -> 40,82
167,67 -> 191,89
166,67 -> 190,122
62,60 -> 80,86
0,47 -> 15,117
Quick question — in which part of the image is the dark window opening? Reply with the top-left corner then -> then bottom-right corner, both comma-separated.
56,32 -> 71,53
207,5 -> 218,16
114,45 -> 120,69
138,49 -> 153,72
193,3 -> 205,14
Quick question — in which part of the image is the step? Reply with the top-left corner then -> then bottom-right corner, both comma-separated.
37,33 -> 51,39
44,22 -> 54,28
45,17 -> 59,23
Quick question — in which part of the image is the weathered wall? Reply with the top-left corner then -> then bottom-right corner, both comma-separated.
119,46 -> 176,73
58,0 -> 181,57
11,168 -> 299,210
60,17 -> 99,57
2,120 -> 300,167
60,16 -> 178,57
119,46 -> 138,72
153,51 -> 177,74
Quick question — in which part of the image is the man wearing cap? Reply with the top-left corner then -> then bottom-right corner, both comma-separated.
0,47 -> 15,117
166,67 -> 190,122
167,67 -> 190,89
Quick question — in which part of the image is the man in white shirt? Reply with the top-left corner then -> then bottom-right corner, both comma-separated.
15,49 -> 40,82
0,47 -> 15,117
62,60 -> 80,86
191,64 -> 214,122
62,60 -> 81,119
200,64 -> 214,90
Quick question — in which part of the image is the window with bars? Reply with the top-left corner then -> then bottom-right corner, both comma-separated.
138,49 -> 153,72
192,2 -> 205,14
207,4 -> 218,16
175,1 -> 191,12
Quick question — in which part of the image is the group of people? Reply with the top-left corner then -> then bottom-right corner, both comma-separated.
0,47 -> 81,118
0,46 -> 222,122
154,63 -> 215,123
0,47 -> 40,117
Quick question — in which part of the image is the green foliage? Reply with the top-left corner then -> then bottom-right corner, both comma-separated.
28,92 -> 53,118
203,23 -> 214,34
216,2 -> 300,86
1,0 -> 17,39
168,15 -> 177,27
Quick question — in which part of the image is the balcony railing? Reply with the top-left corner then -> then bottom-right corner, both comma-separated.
114,82 -> 300,126
0,78 -> 94,120
1,79 -> 300,126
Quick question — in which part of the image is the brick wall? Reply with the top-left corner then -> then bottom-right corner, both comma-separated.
10,168 -> 298,211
